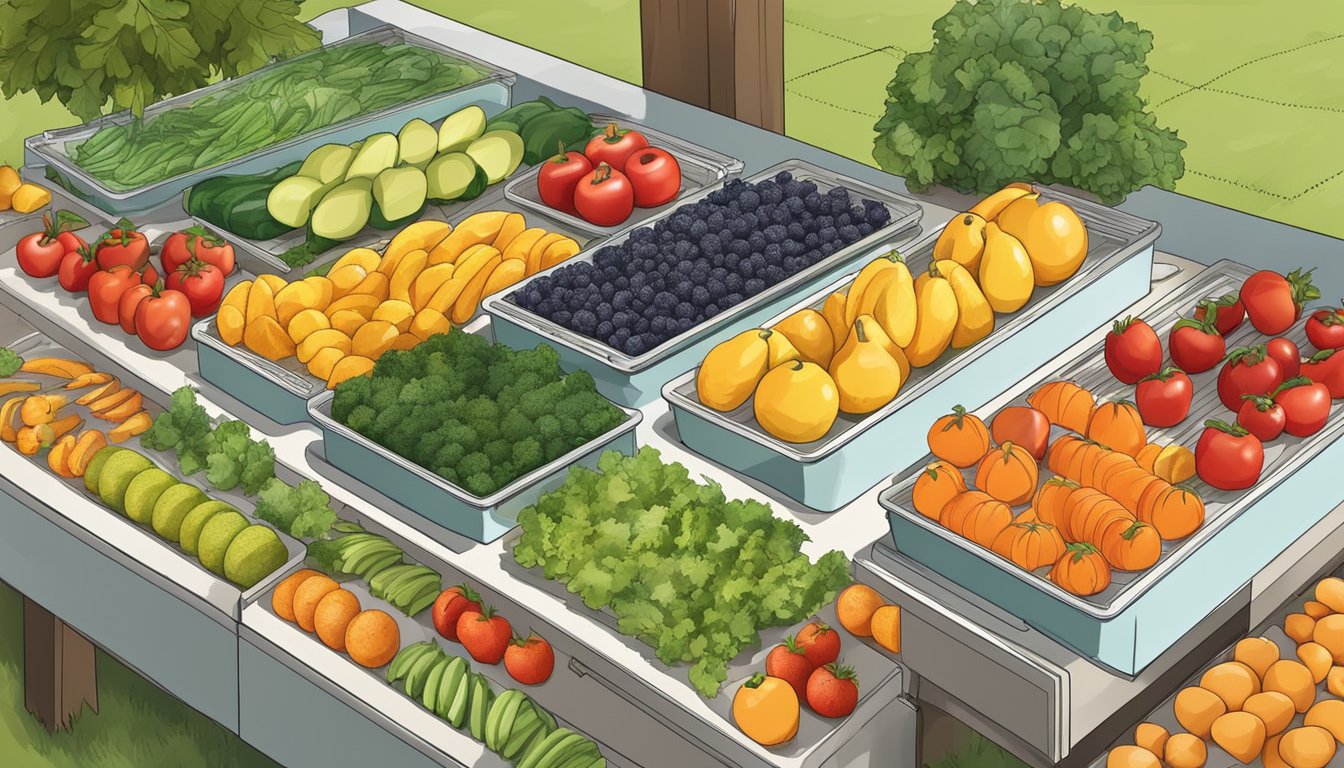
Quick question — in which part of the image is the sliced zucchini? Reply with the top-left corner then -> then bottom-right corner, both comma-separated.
266,175 -> 330,229
437,105 -> 487,154
465,130 -> 524,185
397,118 -> 438,167
372,166 -> 428,222
344,133 -> 399,180
297,144 -> 355,184
310,177 -> 372,240
425,152 -> 479,203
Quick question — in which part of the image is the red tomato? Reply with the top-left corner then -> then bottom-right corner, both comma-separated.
57,244 -> 99,293
1196,420 -> 1264,491
161,225 -> 235,277
94,219 -> 150,271
1136,367 -> 1193,427
133,283 -> 191,351
795,622 -> 840,668
118,282 -> 154,335
1266,337 -> 1301,379
1306,308 -> 1344,351
1236,395 -> 1285,442
1104,316 -> 1163,384
1240,269 -> 1318,335
503,634 -> 555,686
537,149 -> 592,215
584,122 -> 649,171
806,664 -> 859,718
87,265 -> 141,325
1303,350 -> 1344,399
165,258 -> 225,317
16,210 -> 88,279
1217,345 -> 1284,411
1193,293 -> 1245,336
764,636 -> 815,700
1274,377 -> 1331,437
456,607 -> 512,664
990,406 -> 1050,460
431,584 -> 482,642
573,163 -> 635,227
1168,316 -> 1225,374
624,147 -> 682,208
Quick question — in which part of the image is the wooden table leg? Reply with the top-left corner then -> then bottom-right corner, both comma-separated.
23,595 -> 98,732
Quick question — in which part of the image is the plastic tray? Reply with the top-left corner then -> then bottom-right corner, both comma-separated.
880,260 -> 1344,674
662,188 -> 1160,511
24,25 -> 515,215
1,330 -> 306,616
482,159 -> 923,407
502,114 -> 744,237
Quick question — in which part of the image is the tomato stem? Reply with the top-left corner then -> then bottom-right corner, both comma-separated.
1204,418 -> 1249,436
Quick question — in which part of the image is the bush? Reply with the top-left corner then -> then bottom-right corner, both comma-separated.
872,0 -> 1185,204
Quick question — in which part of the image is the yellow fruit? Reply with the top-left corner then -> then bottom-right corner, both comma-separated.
773,309 -> 834,368
845,257 -> 899,327
410,263 -> 455,309
245,279 -> 277,325
330,247 -> 381,274
835,584 -> 886,637
1010,201 -> 1089,287
288,276 -> 334,314
220,280 -> 251,316
1164,732 -> 1207,768
429,211 -> 507,263
979,222 -> 1035,313
325,294 -> 381,319
47,434 -> 77,477
829,317 -> 902,414
490,212 -> 527,251
1299,642 -> 1333,683
327,264 -> 368,296
271,570 -> 322,622
1263,660 -> 1316,713
1244,691 -> 1296,736
482,258 -> 526,298
390,333 -> 420,351
327,356 -> 375,389
733,674 -> 800,747
372,300 -> 416,332
1316,577 -> 1344,614
388,248 -> 428,302
217,306 -> 246,346
1174,685 -> 1226,739
409,309 -> 451,342
501,227 -> 547,263
540,237 -> 580,270
924,259 -> 993,349
451,254 -> 503,324
994,192 -> 1041,241
314,589 -> 362,652
328,309 -> 368,337
871,255 -> 917,347
1313,614 -> 1344,663
1286,613 -> 1317,644
1235,636 -> 1281,679
1134,723 -> 1169,758
0,165 -> 21,203
286,308 -> 331,344
385,221 -> 452,266
1305,601 -> 1333,619
870,605 -> 901,653
524,233 -> 566,275
1153,444 -> 1196,484
296,329 -> 352,364
903,267 -> 958,367
753,359 -> 838,443
243,316 -> 296,362
344,610 -> 400,668
968,182 -> 1034,220
448,245 -> 499,288
257,274 -> 287,294
350,272 -> 390,302
1305,699 -> 1344,743
1328,667 -> 1344,698
306,347 -> 346,381
1211,710 -> 1267,764
1106,745 -> 1160,768
1279,726 -> 1335,768
10,183 -> 52,214
934,213 -> 988,273
292,575 -> 339,632
697,330 -> 772,412
352,321 -> 399,360
425,277 -> 469,316
1264,734 -> 1289,768
822,292 -> 848,349
1200,661 -> 1261,710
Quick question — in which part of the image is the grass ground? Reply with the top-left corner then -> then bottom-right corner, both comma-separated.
0,581 -> 279,768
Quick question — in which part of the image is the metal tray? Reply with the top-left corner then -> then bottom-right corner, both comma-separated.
191,208 -> 601,426
663,188 -> 1160,511
482,159 -> 923,407
0,171 -> 114,255
1,330 -> 306,616
880,260 -> 1344,674
502,113 -> 744,237
303,322 -> 641,543
24,25 -> 515,215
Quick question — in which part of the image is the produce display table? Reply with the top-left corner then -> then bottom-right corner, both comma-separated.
2,3 -> 1342,768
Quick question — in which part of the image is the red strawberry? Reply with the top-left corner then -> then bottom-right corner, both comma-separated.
795,622 -> 840,668
765,636 -> 815,700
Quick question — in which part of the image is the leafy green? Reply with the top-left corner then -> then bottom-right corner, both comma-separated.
513,447 -> 851,697
871,0 -> 1186,203
142,386 -> 275,493
254,478 -> 337,540
0,347 -> 23,378
331,332 -> 627,497
140,386 -> 213,475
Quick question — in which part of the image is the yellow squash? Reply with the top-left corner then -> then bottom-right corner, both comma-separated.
871,255 -> 916,347
697,329 -> 772,412
844,255 -> 898,327
924,259 -> 993,349
979,223 -> 1035,313
1004,200 -> 1089,286
753,359 -> 839,443
968,182 -> 1035,220
902,268 -> 958,367
933,213 -> 987,273
829,317 -> 903,414
772,309 -> 834,368
821,292 -> 849,348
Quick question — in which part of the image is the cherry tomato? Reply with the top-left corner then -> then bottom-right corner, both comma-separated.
584,123 -> 649,172
1306,307 -> 1344,351
134,282 -> 192,351
94,219 -> 150,271
87,265 -> 141,325
165,258 -> 225,317
1236,395 -> 1285,442
1193,293 -> 1245,335
536,148 -> 592,215
16,210 -> 87,279
57,244 -> 99,293
118,282 -> 154,335
1135,366 -> 1193,427
1240,268 -> 1318,335
1168,316 -> 1225,374
1302,350 -> 1344,399
1273,377 -> 1331,437
1196,419 -> 1264,491
160,225 -> 235,276
1104,316 -> 1163,384
624,147 -> 682,208
1217,345 -> 1283,411
573,163 -> 635,227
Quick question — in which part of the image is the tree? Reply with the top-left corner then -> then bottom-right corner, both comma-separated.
872,0 -> 1185,204
0,0 -> 321,121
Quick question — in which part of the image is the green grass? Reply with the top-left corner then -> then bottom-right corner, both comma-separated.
0,581 -> 279,768
926,732 -> 1030,768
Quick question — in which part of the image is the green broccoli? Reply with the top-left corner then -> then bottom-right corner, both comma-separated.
0,347 -> 22,378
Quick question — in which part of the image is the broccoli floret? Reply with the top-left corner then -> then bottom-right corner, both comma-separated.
457,451 -> 490,479
484,439 -> 512,466
512,438 -> 544,472
343,404 -> 378,435
463,472 -> 497,496
0,347 -> 22,378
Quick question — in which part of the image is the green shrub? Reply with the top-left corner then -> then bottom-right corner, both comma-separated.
872,0 -> 1185,203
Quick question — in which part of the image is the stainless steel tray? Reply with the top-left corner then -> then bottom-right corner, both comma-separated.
661,188 -> 1160,509
880,260 -> 1344,671
502,113 -> 744,237
482,159 -> 923,406
25,25 -> 515,215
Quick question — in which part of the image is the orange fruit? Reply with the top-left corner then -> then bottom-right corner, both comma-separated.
1105,745 -> 1160,768
271,569 -> 322,622
345,610 -> 400,668
1285,613 -> 1316,644
835,584 -> 886,638
1164,732 -> 1207,768
1133,723 -> 1169,758
314,589 -> 362,652
870,605 -> 901,653
292,575 -> 339,633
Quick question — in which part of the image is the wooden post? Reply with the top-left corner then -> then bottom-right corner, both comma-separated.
640,0 -> 784,133
23,596 -> 98,732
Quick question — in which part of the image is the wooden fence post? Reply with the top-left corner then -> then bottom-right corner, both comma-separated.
23,596 -> 98,732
